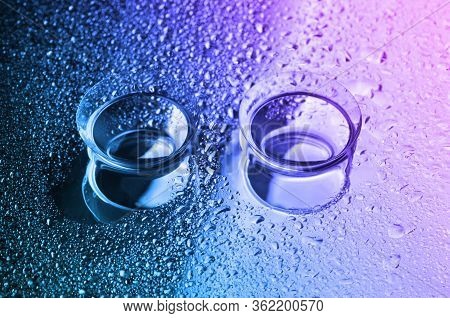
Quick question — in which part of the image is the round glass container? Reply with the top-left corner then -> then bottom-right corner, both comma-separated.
238,71 -> 362,212
77,72 -> 198,222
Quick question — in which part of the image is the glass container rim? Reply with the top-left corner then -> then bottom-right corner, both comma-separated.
76,73 -> 197,173
238,71 -> 362,175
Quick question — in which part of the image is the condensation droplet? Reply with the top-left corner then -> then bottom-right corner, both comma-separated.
388,224 -> 405,239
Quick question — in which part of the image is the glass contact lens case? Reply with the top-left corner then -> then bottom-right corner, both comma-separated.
77,72 -> 198,222
223,70 -> 362,213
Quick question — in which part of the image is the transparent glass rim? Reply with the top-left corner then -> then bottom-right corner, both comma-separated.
239,71 -> 362,175
76,72 -> 197,173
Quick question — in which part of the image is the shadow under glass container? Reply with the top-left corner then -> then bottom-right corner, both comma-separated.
237,71 -> 362,212
76,73 -> 198,223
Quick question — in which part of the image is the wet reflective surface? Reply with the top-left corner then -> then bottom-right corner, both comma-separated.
1,0 -> 449,297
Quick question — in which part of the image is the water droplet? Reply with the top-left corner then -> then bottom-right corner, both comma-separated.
255,23 -> 264,33
253,248 -> 262,256
388,224 -> 405,239
301,236 -> 323,246
251,215 -> 265,224
408,191 -> 423,203
387,254 -> 401,269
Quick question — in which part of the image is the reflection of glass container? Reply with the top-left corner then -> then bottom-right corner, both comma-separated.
237,71 -> 362,212
77,73 -> 198,223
